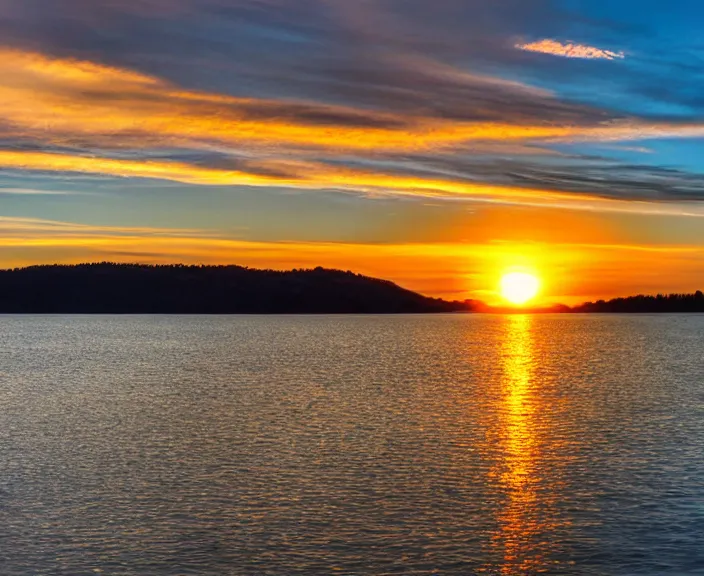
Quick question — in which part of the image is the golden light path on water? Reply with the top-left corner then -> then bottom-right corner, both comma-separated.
493,314 -> 549,574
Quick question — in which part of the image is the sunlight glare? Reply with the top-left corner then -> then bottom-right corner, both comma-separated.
500,272 -> 540,305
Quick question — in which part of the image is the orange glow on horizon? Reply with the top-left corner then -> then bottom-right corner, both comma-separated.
2,216 -> 704,305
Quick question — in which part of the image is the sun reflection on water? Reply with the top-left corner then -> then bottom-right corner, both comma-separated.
493,314 -> 545,574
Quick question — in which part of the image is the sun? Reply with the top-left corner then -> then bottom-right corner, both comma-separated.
500,271 -> 540,305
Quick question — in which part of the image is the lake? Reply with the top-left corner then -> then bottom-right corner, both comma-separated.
0,314 -> 703,575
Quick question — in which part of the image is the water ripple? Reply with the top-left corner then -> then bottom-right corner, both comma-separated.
0,314 -> 702,575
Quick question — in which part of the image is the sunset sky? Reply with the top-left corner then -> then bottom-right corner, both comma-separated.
2,0 -> 704,304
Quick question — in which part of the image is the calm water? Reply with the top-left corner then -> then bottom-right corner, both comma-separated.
0,315 -> 703,575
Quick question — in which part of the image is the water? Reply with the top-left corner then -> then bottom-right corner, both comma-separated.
0,314 -> 703,575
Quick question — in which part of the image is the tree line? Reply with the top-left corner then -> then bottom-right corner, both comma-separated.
571,291 -> 704,313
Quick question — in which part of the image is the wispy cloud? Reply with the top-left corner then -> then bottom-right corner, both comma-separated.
5,147 -> 704,216
0,216 -> 215,238
0,187 -> 84,195
516,39 -> 625,60
0,49 -> 701,196
0,48 -> 607,154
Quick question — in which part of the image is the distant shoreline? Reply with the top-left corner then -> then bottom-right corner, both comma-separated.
1,263 -> 702,314
3,311 -> 704,316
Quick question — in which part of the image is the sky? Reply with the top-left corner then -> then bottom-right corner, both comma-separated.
1,0 -> 704,304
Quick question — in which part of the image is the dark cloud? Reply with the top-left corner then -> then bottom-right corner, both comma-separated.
0,0 -> 602,113
501,161 -> 704,202
322,151 -> 704,203
0,0 -> 658,125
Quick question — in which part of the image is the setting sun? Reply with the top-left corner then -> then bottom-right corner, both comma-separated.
500,272 -> 541,305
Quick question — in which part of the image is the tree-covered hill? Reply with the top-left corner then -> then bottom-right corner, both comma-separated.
0,263 -> 470,314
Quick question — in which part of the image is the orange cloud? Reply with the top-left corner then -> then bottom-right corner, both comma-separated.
0,150 -> 285,186
516,39 -> 625,60
1,149 -> 704,218
2,46 -> 692,158
2,47 -> 704,212
0,149 -> 677,216
0,48 -> 580,152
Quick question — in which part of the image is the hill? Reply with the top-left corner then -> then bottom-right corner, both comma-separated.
0,263 -> 470,314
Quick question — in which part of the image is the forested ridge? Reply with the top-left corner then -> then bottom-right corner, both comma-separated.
0,263 -> 468,313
